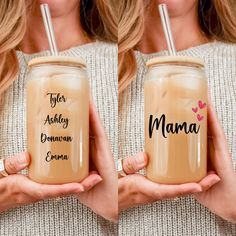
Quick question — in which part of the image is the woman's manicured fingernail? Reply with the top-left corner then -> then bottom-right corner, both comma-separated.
193,186 -> 202,193
211,177 -> 221,185
93,176 -> 103,185
17,152 -> 29,167
76,185 -> 85,193
80,186 -> 85,192
136,153 -> 145,165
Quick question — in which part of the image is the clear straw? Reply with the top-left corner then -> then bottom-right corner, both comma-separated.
40,4 -> 58,56
158,4 -> 176,56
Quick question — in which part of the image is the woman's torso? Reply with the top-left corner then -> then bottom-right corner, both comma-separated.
0,41 -> 118,236
119,41 -> 236,236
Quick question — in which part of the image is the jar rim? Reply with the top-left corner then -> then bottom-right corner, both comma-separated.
28,56 -> 86,68
146,56 -> 204,68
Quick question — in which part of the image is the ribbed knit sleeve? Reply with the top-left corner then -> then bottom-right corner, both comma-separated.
119,41 -> 236,236
0,41 -> 118,236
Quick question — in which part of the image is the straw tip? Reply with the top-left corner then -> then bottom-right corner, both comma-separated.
158,3 -> 167,9
40,3 -> 49,9
40,3 -> 48,6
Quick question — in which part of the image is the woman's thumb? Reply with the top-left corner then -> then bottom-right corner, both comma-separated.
122,152 -> 148,174
3,152 -> 30,175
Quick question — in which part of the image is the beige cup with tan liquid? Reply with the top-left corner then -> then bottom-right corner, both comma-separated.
26,56 -> 89,184
144,56 -> 207,184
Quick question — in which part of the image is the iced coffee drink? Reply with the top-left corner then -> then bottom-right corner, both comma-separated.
144,56 -> 207,184
27,56 -> 89,184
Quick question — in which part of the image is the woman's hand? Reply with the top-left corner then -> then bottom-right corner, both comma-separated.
119,153 -> 220,212
193,101 -> 236,223
0,101 -> 118,222
76,100 -> 118,222
0,152 -> 102,213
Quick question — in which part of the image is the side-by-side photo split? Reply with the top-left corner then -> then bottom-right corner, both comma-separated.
0,0 -> 236,235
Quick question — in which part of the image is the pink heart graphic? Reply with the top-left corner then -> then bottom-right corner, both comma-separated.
197,114 -> 204,121
198,100 -> 206,109
192,107 -> 198,113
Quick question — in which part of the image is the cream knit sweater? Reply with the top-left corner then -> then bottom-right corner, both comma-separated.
119,42 -> 236,236
0,41 -> 118,236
